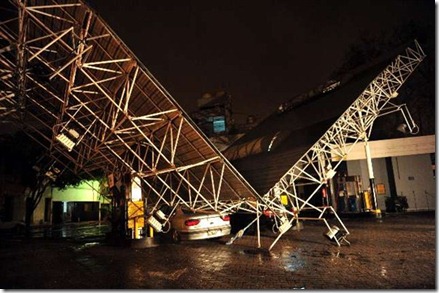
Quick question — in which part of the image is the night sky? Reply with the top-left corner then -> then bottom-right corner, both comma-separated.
89,0 -> 435,123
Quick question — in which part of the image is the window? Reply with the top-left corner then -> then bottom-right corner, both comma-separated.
213,116 -> 226,133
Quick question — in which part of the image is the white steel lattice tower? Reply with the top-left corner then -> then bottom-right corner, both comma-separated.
261,41 -> 426,250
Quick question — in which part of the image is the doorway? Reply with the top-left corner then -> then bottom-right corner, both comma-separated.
52,201 -> 63,224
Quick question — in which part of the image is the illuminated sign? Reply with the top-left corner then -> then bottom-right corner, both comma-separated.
213,116 -> 226,133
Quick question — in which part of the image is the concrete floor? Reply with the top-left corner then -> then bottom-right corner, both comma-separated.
0,211 -> 435,289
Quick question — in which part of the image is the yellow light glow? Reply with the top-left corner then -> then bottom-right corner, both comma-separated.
131,176 -> 142,201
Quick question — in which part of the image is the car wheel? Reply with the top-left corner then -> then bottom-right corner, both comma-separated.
171,229 -> 181,243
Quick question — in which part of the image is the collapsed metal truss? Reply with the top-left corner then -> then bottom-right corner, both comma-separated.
261,41 -> 425,249
0,0 -> 260,225
0,0 -> 426,250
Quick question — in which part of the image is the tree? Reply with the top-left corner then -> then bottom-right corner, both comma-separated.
331,20 -> 435,139
0,131 -> 91,235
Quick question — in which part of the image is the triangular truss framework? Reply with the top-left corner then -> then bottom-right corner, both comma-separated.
0,0 -> 426,250
0,0 -> 261,223
261,41 -> 425,250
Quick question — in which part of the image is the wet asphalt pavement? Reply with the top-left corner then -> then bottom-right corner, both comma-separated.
0,212 -> 435,289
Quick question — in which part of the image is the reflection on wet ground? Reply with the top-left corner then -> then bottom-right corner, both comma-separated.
0,212 -> 435,289
29,221 -> 111,241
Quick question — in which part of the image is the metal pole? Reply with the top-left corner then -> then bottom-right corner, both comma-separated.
364,136 -> 380,216
256,201 -> 261,248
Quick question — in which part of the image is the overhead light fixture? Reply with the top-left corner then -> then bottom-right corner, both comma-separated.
45,167 -> 60,181
325,225 -> 341,240
56,128 -> 80,152
278,216 -> 292,233
67,128 -> 80,139
147,216 -> 163,232
131,176 -> 142,201
56,133 -> 75,151
324,225 -> 351,246
156,210 -> 167,221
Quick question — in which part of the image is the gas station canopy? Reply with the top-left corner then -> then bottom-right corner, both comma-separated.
0,0 -> 259,210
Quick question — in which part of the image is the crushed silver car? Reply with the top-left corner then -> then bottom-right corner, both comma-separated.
158,205 -> 231,242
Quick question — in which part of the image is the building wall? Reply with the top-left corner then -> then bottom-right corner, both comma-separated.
347,158 -> 390,211
347,154 -> 435,212
1,179 -> 27,222
33,189 -> 49,224
12,193 -> 26,222
33,180 -> 109,224
392,154 -> 435,211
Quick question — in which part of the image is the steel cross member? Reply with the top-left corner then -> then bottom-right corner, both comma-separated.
260,41 -> 425,250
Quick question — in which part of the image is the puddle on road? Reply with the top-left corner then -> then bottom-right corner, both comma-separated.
73,241 -> 101,252
282,249 -> 306,272
310,250 -> 342,258
28,222 -> 111,240
240,246 -> 307,272
304,249 -> 376,264
242,248 -> 273,257
239,248 -> 277,267
148,267 -> 188,281
238,245 -> 375,272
